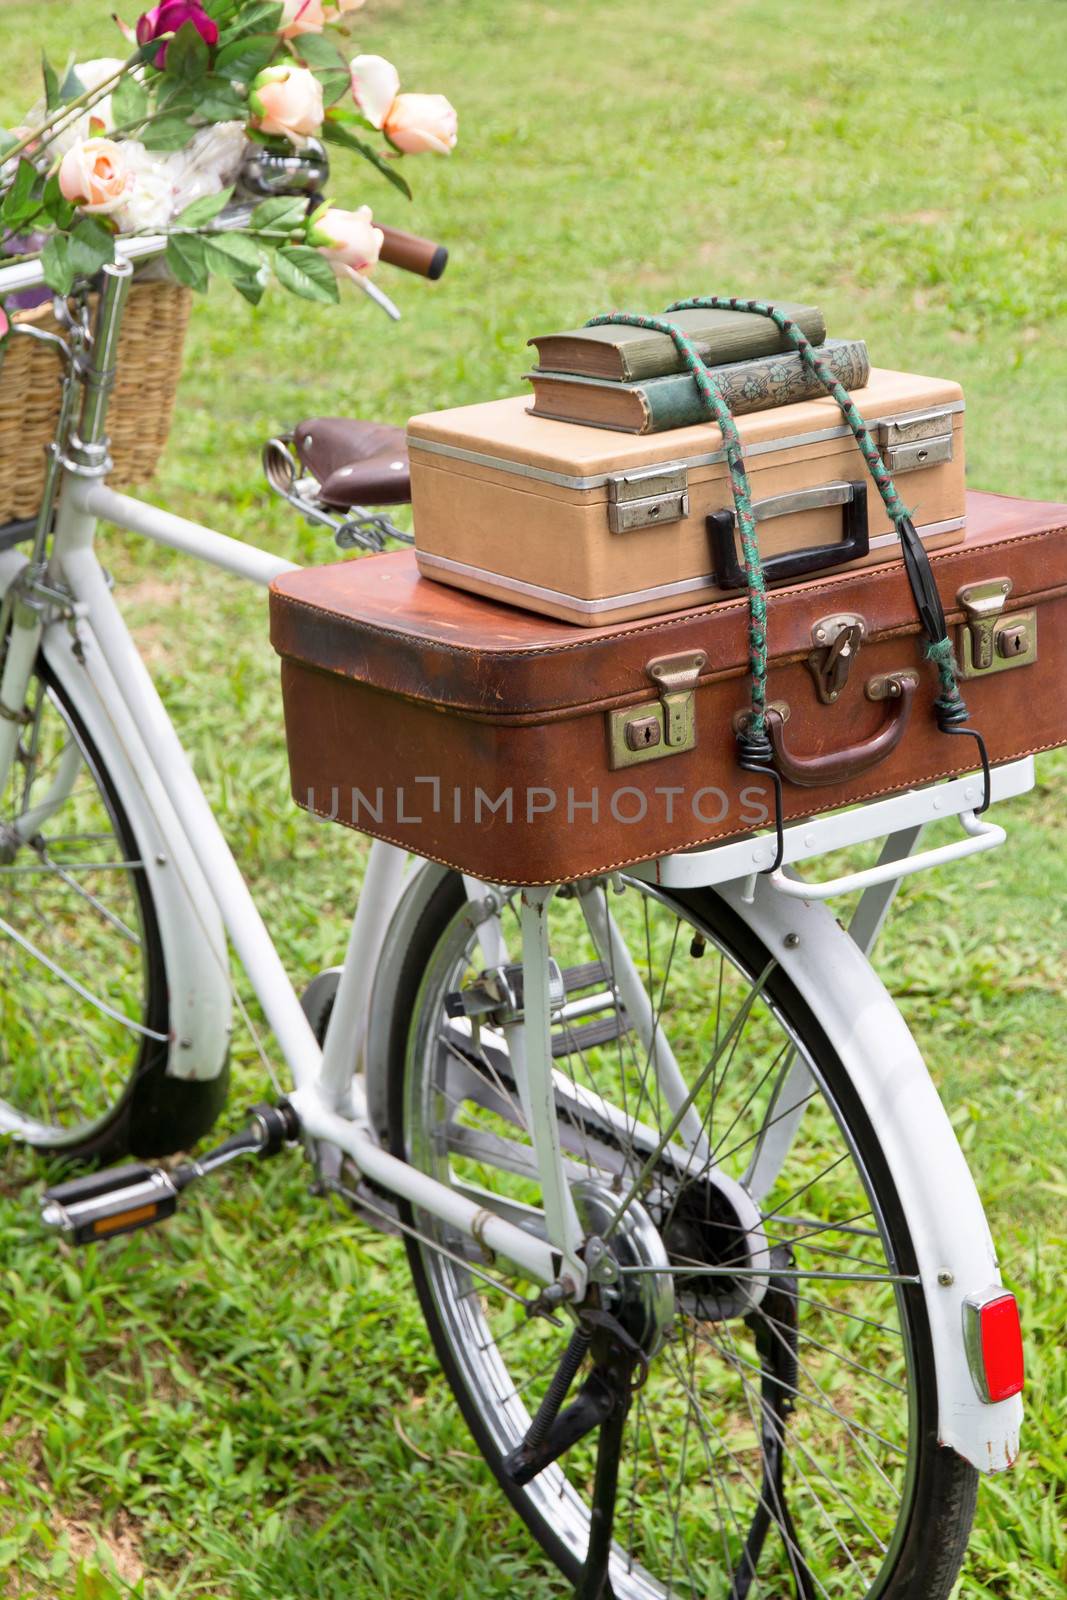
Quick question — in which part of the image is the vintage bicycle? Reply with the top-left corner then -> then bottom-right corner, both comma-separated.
0,200 -> 1029,1599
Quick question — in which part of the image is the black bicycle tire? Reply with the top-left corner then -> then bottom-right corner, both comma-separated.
2,658 -> 228,1163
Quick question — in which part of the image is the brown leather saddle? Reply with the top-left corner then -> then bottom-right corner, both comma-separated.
293,416 -> 411,508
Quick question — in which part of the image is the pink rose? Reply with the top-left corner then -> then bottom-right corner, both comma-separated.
384,92 -> 457,155
58,138 -> 131,214
278,0 -> 325,38
136,1 -> 219,67
349,54 -> 400,131
249,64 -> 325,147
307,202 -> 383,278
8,124 -> 40,155
0,304 -> 9,339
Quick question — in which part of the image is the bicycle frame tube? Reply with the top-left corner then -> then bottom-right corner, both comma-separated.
45,492 -> 573,1289
0,598 -> 43,791
53,496 -> 325,1089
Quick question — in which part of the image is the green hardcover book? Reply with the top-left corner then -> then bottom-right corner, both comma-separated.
528,302 -> 827,383
525,339 -> 870,434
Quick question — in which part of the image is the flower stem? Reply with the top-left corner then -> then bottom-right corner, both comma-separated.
4,56 -> 141,166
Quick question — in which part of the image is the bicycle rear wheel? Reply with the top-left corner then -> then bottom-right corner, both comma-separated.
385,873 -> 977,1599
0,657 -> 226,1161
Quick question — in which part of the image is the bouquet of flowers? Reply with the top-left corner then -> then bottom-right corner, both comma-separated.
0,0 -> 458,337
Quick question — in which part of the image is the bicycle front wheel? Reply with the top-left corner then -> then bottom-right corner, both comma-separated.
385,873 -> 977,1599
0,656 -> 224,1160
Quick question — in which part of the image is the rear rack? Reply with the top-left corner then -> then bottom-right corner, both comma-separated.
631,757 -> 1033,898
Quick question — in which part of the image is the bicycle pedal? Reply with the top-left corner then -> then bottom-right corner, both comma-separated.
41,1101 -> 302,1246
41,1163 -> 181,1245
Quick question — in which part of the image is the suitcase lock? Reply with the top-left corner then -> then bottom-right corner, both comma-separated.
807,613 -> 867,704
957,579 -> 1038,677
607,463 -> 690,534
607,650 -> 706,769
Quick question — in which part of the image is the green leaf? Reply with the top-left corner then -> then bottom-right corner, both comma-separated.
290,33 -> 350,106
218,2 -> 282,47
166,231 -> 209,291
112,72 -> 149,127
41,235 -> 74,296
202,230 -> 264,280
58,63 -> 86,105
196,76 -> 248,119
141,115 -> 195,152
322,121 -> 412,201
1,159 -> 40,227
42,54 -> 61,111
69,218 -> 116,279
320,104 -> 374,130
157,75 -> 198,111
214,34 -> 278,83
164,20 -> 211,83
249,194 -> 307,233
174,186 -> 234,228
232,273 -> 267,306
273,244 -> 339,303
289,32 -> 343,69
42,171 -> 77,228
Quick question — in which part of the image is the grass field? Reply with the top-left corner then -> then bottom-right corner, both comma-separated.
1,0 -> 1066,1593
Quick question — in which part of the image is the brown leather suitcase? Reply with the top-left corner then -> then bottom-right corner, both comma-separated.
269,491 -> 1067,886
408,370 -> 966,625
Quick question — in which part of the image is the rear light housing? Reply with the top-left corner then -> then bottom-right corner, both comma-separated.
962,1287 -> 1025,1403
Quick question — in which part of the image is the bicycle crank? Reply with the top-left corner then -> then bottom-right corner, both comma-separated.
40,1101 -> 299,1245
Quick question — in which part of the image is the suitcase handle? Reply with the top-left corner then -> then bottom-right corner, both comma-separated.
707,480 -> 870,590
761,669 -> 918,788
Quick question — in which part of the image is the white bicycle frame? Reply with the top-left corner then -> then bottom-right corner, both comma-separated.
0,252 -> 1025,1471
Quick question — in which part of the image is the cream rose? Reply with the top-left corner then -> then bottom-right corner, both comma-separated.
324,0 -> 364,14
249,65 -> 325,147
58,137 -> 131,214
384,92 -> 458,155
278,0 -> 325,37
307,202 -> 383,278
349,54 -> 400,131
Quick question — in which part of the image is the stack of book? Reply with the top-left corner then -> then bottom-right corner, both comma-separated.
524,303 -> 870,435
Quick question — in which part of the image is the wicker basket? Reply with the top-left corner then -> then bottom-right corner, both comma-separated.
0,279 -> 193,525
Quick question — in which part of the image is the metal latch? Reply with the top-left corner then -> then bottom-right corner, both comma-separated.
876,407 -> 956,447
957,578 -> 1037,678
875,409 -> 955,473
883,434 -> 954,472
607,649 -> 706,769
607,462 -> 689,534
807,613 -> 867,704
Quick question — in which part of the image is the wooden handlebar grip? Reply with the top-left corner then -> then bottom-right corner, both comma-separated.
377,226 -> 448,279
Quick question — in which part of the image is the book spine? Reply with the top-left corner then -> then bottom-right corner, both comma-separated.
621,305 -> 828,381
638,341 -> 870,431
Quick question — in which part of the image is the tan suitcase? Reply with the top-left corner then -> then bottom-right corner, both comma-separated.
410,369 -> 965,626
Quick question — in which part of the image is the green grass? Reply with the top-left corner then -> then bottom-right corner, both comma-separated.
1,0 -> 1066,1592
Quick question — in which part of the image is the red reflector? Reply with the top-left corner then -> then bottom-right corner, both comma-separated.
977,1293 -> 1025,1403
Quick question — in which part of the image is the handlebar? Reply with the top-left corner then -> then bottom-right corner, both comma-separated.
377,225 -> 448,280
0,211 -> 447,298
0,232 -> 167,297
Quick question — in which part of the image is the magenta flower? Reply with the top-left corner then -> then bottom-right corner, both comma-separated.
136,1 -> 219,66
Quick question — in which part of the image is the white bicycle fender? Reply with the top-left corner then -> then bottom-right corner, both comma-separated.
718,876 -> 1022,1474
39,617 -> 231,1082
364,859 -> 452,1142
